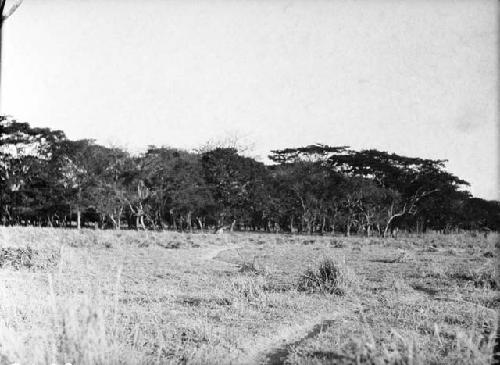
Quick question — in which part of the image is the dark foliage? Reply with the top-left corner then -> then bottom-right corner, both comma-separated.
1,116 -> 499,234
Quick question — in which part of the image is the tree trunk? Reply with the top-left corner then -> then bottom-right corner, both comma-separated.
116,208 -> 123,230
290,216 -> 296,233
179,215 -> 184,232
76,210 -> 81,230
383,224 -> 390,238
218,213 -> 225,229
187,211 -> 193,233
196,217 -> 203,230
170,210 -> 177,230
117,207 -> 123,230
303,214 -> 312,234
0,23 -> 3,111
110,214 -> 118,229
383,214 -> 399,238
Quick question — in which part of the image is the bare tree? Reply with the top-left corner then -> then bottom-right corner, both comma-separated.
195,131 -> 256,155
0,0 -> 24,111
383,188 -> 439,237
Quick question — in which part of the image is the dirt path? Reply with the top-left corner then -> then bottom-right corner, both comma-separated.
200,244 -> 244,261
236,313 -> 350,365
203,243 -> 348,364
262,319 -> 337,364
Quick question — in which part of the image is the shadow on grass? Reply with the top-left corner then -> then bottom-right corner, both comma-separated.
264,320 -> 337,365
411,284 -> 439,296
307,351 -> 354,362
369,258 -> 399,264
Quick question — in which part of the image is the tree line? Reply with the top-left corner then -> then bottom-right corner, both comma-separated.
1,115 -> 499,235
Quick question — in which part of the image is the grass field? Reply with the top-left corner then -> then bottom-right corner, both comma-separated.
0,228 -> 498,364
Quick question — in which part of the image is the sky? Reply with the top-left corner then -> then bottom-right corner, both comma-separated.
2,0 -> 498,200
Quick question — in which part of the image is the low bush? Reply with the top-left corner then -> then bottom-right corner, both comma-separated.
0,246 -> 35,270
447,261 -> 498,289
330,239 -> 345,248
157,240 -> 185,249
297,257 -> 355,295
238,260 -> 264,275
230,276 -> 266,301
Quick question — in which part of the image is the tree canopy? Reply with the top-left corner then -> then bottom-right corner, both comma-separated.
1,118 -> 498,234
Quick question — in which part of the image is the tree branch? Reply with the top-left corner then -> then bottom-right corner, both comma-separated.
0,1 -> 6,21
3,0 -> 23,21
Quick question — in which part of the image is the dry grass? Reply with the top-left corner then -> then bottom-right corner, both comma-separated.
0,228 -> 498,364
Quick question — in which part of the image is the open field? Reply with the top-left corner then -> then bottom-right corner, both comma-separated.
0,228 -> 498,364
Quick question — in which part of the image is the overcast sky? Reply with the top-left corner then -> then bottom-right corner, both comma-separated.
2,0 -> 498,199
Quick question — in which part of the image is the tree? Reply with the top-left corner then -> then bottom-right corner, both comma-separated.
271,162 -> 325,234
0,0 -> 24,110
269,144 -> 349,165
49,139 -> 130,229
2,117 -> 496,235
269,145 -> 350,234
195,132 -> 256,156
0,116 -> 66,225
339,177 -> 395,237
202,148 -> 270,231
140,146 -> 213,231
50,139 -> 96,229
327,148 -> 470,235
459,198 -> 500,231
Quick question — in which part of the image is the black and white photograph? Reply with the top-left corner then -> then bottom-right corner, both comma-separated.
0,0 -> 498,364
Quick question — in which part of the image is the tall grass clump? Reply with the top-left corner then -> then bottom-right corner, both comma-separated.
0,246 -> 35,269
447,260 -> 498,289
297,257 -> 355,295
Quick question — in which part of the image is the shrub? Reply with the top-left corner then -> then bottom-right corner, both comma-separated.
0,246 -> 35,269
330,239 -> 345,248
423,246 -> 439,253
275,237 -> 286,245
394,251 -> 414,263
157,240 -> 184,249
447,261 -> 498,289
297,257 -> 355,295
236,250 -> 265,275
238,260 -> 263,275
230,276 -> 266,302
